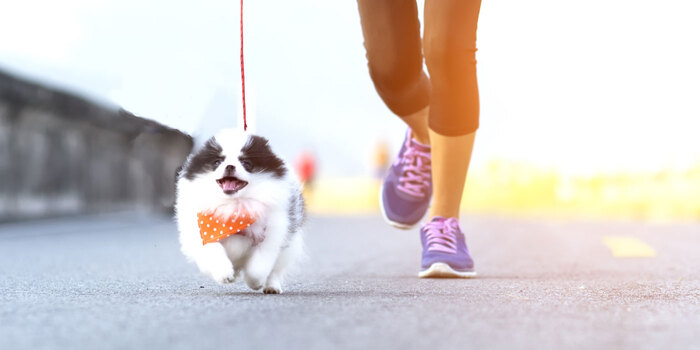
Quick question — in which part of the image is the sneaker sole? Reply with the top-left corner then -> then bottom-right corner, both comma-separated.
419,262 -> 477,278
378,183 -> 416,230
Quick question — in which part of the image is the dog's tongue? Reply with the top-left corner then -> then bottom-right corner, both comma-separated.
220,179 -> 239,191
217,177 -> 248,194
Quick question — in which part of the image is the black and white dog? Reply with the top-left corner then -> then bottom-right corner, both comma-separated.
175,128 -> 304,294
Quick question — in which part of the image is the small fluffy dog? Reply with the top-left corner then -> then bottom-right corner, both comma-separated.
175,128 -> 304,294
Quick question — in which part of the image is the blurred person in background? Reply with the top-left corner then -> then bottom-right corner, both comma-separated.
372,139 -> 390,179
294,149 -> 317,190
357,0 -> 481,278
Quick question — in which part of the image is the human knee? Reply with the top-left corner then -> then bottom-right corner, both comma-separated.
366,56 -> 422,95
424,36 -> 477,79
366,56 -> 429,116
424,36 -> 480,136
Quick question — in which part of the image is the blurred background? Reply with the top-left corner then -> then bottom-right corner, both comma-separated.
1,0 -> 699,222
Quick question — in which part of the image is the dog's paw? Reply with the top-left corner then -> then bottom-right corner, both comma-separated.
207,265 -> 236,284
263,286 -> 281,294
244,275 -> 263,290
263,279 -> 282,294
218,274 -> 237,284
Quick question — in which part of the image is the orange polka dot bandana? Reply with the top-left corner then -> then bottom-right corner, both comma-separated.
197,211 -> 256,245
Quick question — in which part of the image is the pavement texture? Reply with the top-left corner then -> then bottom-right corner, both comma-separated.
0,213 -> 699,350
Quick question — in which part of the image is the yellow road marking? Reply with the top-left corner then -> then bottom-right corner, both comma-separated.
602,236 -> 657,258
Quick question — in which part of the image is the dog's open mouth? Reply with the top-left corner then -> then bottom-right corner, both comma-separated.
216,176 -> 248,195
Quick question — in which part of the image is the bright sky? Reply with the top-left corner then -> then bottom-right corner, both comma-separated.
1,0 -> 698,176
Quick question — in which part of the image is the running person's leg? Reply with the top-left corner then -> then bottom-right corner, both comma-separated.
424,0 -> 481,218
356,0 -> 431,144
358,0 -> 435,228
419,0 -> 481,278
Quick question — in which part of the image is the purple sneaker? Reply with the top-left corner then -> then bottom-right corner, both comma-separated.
419,217 -> 476,278
380,129 -> 432,229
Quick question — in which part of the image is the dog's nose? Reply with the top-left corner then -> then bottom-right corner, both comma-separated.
224,165 -> 236,177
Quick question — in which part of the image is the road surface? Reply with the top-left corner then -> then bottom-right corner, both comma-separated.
1,213 -> 698,349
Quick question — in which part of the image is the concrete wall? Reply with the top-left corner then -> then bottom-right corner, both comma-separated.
0,69 -> 193,221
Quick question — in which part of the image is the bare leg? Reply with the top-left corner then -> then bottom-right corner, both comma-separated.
427,130 -> 476,219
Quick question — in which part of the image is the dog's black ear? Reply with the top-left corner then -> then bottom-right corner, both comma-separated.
241,135 -> 287,178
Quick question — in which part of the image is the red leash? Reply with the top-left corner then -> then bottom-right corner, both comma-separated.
240,0 -> 247,131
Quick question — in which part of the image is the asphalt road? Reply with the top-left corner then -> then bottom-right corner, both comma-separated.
0,212 -> 699,350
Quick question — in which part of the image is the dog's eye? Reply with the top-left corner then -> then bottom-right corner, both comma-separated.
213,159 -> 222,167
240,160 -> 253,171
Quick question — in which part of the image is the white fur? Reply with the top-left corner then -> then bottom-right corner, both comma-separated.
175,128 -> 304,294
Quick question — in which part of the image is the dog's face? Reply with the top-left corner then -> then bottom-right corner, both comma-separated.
179,128 -> 287,202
